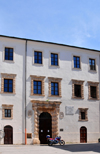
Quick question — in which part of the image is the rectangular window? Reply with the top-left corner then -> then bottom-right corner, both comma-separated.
89,59 -> 96,70
81,112 -> 85,120
34,51 -> 42,64
51,82 -> 59,95
5,109 -> 11,117
4,79 -> 13,93
5,47 -> 13,61
74,84 -> 81,97
73,56 -> 80,68
34,81 -> 42,94
90,86 -> 96,98
51,53 -> 58,66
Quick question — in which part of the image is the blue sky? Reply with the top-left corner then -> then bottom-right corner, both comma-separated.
0,0 -> 100,50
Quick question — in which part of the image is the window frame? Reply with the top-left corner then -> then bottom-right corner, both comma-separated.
5,109 -> 11,118
50,52 -> 60,67
88,81 -> 99,100
48,77 -> 62,97
89,58 -> 97,72
72,55 -> 81,70
3,46 -> 15,62
4,79 -> 13,93
30,75 -> 45,96
51,82 -> 59,96
78,108 -> 88,121
33,50 -> 43,65
34,80 -> 42,95
0,73 -> 16,94
72,79 -> 84,99
2,104 -> 13,119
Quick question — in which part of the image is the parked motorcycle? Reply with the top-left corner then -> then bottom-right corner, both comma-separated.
46,135 -> 65,146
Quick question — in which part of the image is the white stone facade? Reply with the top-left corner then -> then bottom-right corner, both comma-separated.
0,35 -> 100,144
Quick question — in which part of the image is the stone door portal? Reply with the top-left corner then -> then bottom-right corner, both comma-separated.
39,112 -> 52,144
31,100 -> 61,144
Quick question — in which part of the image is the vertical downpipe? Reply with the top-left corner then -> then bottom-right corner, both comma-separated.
98,54 -> 100,135
25,40 -> 27,144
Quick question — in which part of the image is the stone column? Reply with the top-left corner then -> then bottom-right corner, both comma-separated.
33,106 -> 40,144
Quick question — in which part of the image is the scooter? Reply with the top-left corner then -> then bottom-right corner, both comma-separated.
46,135 -> 65,146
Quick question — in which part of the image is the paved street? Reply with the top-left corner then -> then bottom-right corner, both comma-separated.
0,143 -> 100,154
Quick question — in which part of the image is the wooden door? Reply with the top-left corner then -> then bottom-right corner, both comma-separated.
80,126 -> 87,143
39,112 -> 52,144
4,126 -> 13,144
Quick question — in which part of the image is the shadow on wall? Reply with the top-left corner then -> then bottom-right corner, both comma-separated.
47,143 -> 100,153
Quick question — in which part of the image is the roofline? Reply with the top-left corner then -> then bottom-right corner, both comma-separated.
0,34 -> 100,53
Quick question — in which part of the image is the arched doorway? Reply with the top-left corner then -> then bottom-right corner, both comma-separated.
80,126 -> 87,143
39,112 -> 52,144
4,125 -> 13,144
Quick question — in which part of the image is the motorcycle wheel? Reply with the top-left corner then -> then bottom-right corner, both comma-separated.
60,140 -> 65,145
48,141 -> 53,146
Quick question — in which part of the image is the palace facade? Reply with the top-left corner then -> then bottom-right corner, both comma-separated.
0,35 -> 100,144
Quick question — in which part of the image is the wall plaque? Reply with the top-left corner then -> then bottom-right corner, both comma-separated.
28,110 -> 33,117
59,112 -> 64,119
65,106 -> 74,115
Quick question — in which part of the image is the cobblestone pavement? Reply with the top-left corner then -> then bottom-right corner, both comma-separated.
0,143 -> 100,154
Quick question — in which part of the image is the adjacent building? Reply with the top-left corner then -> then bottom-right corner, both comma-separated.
0,35 -> 100,144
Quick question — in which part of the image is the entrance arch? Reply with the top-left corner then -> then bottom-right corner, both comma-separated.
4,125 -> 13,144
80,126 -> 87,143
39,112 -> 52,144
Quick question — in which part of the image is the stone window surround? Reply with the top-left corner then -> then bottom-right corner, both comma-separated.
72,55 -> 82,70
30,75 -> 45,96
50,52 -> 60,67
0,73 -> 17,94
88,81 -> 99,100
33,49 -> 43,65
48,77 -> 62,97
72,79 -> 84,99
2,104 -> 13,119
3,46 -> 15,63
78,108 -> 88,121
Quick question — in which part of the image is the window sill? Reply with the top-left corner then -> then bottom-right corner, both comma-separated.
50,65 -> 60,68
2,117 -> 13,120
78,119 -> 88,122
88,98 -> 99,100
0,92 -> 16,94
3,60 -> 14,63
88,70 -> 97,73
30,94 -> 45,96
48,95 -> 62,98
33,63 -> 43,66
72,96 -> 84,99
72,67 -> 81,70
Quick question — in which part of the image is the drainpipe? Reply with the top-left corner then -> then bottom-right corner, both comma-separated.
25,40 -> 27,144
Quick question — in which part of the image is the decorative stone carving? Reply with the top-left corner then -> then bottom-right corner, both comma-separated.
28,110 -> 33,117
59,112 -> 64,119
48,77 -> 62,97
65,106 -> 74,115
31,100 -> 61,144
